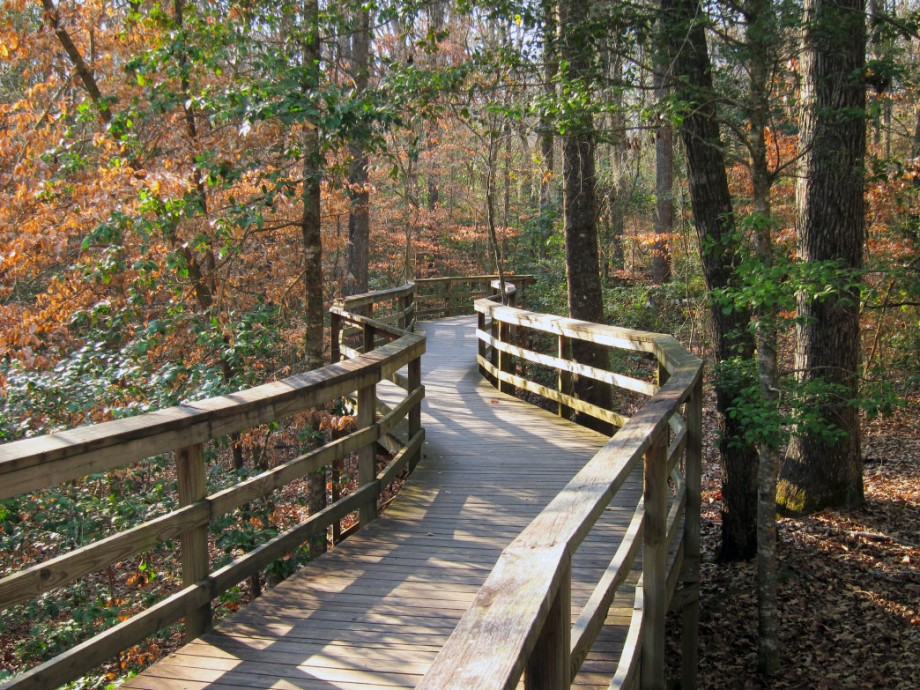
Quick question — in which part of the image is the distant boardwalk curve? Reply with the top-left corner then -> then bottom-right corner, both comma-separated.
124,315 -> 640,690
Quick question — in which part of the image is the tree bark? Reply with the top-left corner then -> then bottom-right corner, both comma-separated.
559,0 -> 612,434
912,106 -> 920,159
538,0 -> 558,255
301,0 -> 326,556
486,131 -> 508,303
663,0 -> 759,559
346,8 -> 371,295
301,0 -> 324,372
744,0 -> 780,673
778,0 -> 866,514
652,65 -> 673,285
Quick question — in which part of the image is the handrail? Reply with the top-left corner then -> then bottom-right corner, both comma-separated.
414,274 -> 535,319
418,293 -> 703,690
0,286 -> 425,690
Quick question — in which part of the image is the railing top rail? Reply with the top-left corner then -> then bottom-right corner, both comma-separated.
475,298 -> 700,371
414,274 -> 536,286
0,329 -> 424,500
334,283 -> 416,310
329,305 -> 409,340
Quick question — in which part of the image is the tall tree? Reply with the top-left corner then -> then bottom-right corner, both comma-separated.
741,0 -> 782,672
539,0 -> 558,235
652,32 -> 673,284
300,0 -> 327,556
301,0 -> 325,372
663,0 -> 759,559
778,0 -> 867,513
346,7 -> 372,295
559,0 -> 612,430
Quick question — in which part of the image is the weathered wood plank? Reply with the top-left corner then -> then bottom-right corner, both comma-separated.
117,314 -> 669,690
177,442 -> 210,638
0,503 -> 208,609
5,584 -> 210,690
479,329 -> 658,396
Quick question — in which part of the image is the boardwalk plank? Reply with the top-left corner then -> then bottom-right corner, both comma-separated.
125,316 -> 640,690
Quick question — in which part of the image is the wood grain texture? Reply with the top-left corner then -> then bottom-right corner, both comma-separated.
123,316 -> 642,690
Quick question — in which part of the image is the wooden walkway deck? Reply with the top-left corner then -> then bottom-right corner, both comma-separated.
124,316 -> 641,690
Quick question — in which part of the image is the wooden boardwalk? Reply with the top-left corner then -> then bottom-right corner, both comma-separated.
124,316 -> 641,690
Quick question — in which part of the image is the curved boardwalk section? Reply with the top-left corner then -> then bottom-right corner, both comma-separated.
124,316 -> 640,689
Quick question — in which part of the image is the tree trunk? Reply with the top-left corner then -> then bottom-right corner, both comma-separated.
607,55 -> 628,274
652,64 -> 672,284
173,0 -> 246,471
779,0 -> 866,514
486,132 -> 508,303
346,8 -> 371,295
663,0 -> 759,559
301,0 -> 324,372
559,0 -> 612,434
744,0 -> 780,672
539,0 -> 558,255
912,107 -> 920,159
301,0 -> 326,557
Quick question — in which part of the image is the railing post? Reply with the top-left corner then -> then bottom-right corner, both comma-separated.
526,564 -> 571,689
498,319 -> 514,395
364,321 -> 376,354
490,311 -> 499,382
642,427 -> 668,690
682,376 -> 703,690
358,381 -> 377,527
657,360 -> 669,388
408,355 -> 423,471
176,442 -> 210,640
401,289 -> 414,331
558,335 -> 573,419
445,280 -> 452,318
477,310 -> 488,378
330,311 -> 341,363
331,459 -> 343,544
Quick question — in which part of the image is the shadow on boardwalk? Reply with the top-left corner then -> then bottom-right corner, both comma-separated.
124,316 -> 640,690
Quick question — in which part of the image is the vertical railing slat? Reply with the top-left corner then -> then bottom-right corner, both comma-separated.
499,320 -> 514,395
357,380 -> 377,527
330,311 -> 341,363
408,356 -> 423,471
490,313 -> 500,386
681,376 -> 703,689
176,442 -> 210,640
641,428 -> 667,690
478,310 -> 488,378
525,564 -> 571,690
558,335 -> 573,419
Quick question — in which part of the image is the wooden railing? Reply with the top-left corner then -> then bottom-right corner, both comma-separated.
418,292 -> 703,690
414,274 -> 536,319
0,286 -> 425,690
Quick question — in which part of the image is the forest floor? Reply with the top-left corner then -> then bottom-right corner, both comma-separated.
670,392 -> 920,689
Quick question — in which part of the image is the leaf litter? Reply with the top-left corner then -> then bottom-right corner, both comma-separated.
668,394 -> 919,688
